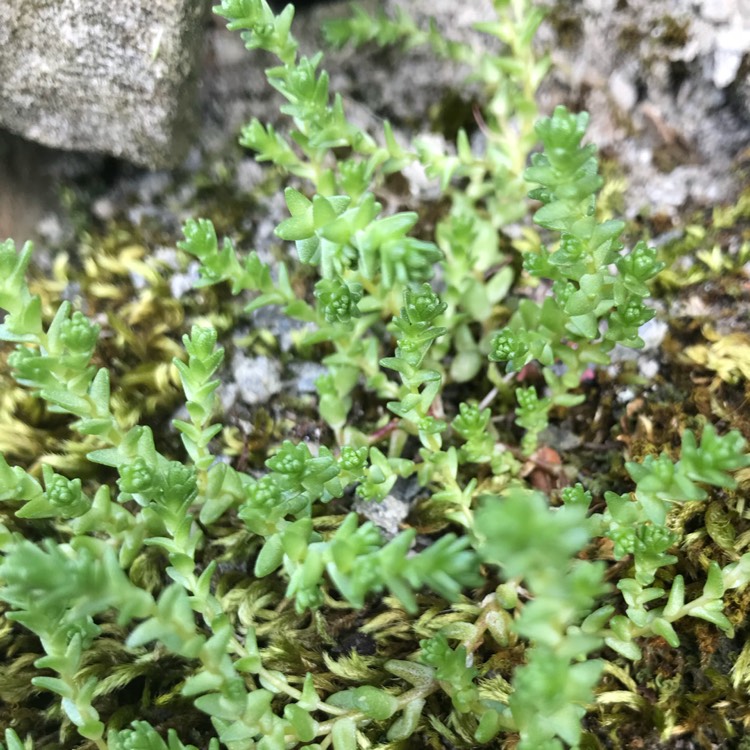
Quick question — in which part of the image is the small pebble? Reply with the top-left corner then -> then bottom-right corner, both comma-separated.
232,352 -> 282,405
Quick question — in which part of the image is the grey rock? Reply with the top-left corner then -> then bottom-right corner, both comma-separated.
538,425 -> 583,451
353,493 -> 410,540
539,0 -> 750,213
218,382 -> 240,413
168,258 -> 201,301
4,0 -> 748,253
0,131 -> 60,240
353,479 -> 420,540
609,315 -> 666,379
0,0 -> 211,168
639,358 -> 660,380
638,318 -> 669,352
611,317 -> 668,365
92,197 -> 116,222
35,213 -> 68,247
235,158 -> 266,194
306,0 -> 496,129
609,71 -> 638,112
616,387 -> 636,404
644,168 -> 690,209
702,0 -> 737,23
287,362 -> 328,394
231,352 -> 282,406
249,306 -> 316,354
713,27 -> 750,87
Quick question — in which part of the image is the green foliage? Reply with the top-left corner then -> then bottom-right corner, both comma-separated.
108,722 -> 219,750
419,633 -> 479,714
0,1 -> 749,750
490,106 -> 665,406
478,489 -> 606,749
1,248 -> 117,439
0,729 -> 34,750
596,424 -> 750,659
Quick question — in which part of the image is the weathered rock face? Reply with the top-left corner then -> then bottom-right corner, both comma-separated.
2,0 -> 749,241
536,0 -> 750,215
302,0 -> 750,216
0,0 -> 211,169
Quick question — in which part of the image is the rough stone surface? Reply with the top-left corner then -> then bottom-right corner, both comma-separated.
538,0 -> 750,216
230,352 -> 283,406
2,0 -> 749,242
0,0 -> 211,168
353,477 -> 420,539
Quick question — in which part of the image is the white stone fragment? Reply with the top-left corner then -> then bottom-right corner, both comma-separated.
713,28 -> 750,87
232,352 -> 282,406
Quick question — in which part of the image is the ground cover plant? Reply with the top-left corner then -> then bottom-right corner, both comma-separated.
1,0 -> 750,748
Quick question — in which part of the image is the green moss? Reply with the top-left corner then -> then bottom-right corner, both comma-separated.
655,15 -> 691,48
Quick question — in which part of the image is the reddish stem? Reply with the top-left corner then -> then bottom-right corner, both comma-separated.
368,418 -> 400,444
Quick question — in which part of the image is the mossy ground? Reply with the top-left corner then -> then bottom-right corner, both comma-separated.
2,7 -> 750,749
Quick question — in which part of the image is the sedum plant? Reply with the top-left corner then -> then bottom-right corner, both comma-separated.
323,0 -> 550,386
488,108 -> 665,402
1,1 -> 750,749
